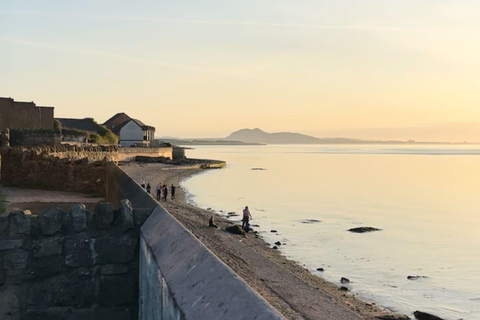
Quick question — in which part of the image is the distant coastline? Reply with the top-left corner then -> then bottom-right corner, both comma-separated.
159,138 -> 265,146
159,137 -> 477,146
159,127 -> 480,146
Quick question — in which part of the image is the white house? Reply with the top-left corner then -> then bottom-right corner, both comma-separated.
104,114 -> 155,147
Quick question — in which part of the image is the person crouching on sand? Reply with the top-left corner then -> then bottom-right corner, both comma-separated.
242,206 -> 252,229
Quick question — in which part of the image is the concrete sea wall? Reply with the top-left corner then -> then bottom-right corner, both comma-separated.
104,163 -> 284,320
139,206 -> 285,320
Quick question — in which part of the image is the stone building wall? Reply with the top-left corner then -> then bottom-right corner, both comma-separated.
0,200 -> 147,320
0,98 -> 54,132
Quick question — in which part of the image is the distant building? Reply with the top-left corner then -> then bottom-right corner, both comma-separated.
103,112 -> 131,132
0,97 -> 54,131
104,113 -> 155,147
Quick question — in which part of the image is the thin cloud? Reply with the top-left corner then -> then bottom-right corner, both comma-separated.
0,38 -> 218,73
1,10 -> 467,32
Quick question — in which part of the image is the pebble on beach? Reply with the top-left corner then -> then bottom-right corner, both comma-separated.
407,275 -> 428,280
316,268 -> 324,272
341,277 -> 350,284
270,230 -> 277,233
302,219 -> 321,224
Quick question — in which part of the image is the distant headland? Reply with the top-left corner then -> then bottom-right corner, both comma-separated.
160,128 -> 472,145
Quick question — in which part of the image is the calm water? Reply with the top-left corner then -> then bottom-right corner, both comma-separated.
181,145 -> 480,320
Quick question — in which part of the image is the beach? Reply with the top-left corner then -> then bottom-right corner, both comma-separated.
122,162 -> 406,320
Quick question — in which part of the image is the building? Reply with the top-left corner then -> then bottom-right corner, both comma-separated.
104,113 -> 155,147
0,97 -> 54,131
103,112 -> 131,132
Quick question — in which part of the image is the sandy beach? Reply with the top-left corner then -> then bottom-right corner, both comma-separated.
122,162 -> 407,320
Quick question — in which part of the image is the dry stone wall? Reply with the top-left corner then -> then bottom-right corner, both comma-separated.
0,200 -> 147,320
10,129 -> 61,147
28,144 -> 119,162
0,147 -> 115,195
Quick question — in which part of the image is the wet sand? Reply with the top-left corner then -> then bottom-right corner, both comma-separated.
122,162 -> 407,320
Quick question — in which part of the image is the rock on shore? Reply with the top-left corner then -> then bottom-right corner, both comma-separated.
413,310 -> 444,320
348,227 -> 381,233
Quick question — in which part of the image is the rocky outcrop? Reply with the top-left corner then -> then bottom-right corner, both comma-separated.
226,225 -> 245,235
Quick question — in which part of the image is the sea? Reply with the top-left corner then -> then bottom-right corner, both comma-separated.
180,144 -> 480,320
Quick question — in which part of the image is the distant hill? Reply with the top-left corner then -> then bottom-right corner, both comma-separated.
226,128 -> 368,144
157,138 -> 264,146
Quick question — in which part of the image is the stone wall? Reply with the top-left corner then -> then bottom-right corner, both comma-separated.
10,129 -> 61,147
0,148 -> 109,196
118,147 -> 173,162
45,144 -> 118,162
0,200 -> 147,320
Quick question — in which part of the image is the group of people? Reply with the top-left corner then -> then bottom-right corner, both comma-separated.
141,182 -> 176,201
155,183 -> 176,201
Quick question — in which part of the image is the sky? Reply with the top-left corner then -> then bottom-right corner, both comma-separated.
2,1 -> 480,141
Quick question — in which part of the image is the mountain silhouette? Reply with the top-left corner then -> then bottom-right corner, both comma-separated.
226,128 -> 365,144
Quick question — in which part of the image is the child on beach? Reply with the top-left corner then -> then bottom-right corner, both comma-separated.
243,223 -> 253,233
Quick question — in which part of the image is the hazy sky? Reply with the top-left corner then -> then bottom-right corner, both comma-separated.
2,1 -> 480,141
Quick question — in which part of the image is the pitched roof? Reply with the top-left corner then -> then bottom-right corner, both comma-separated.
112,118 -> 155,134
56,118 -> 102,133
103,112 -> 131,129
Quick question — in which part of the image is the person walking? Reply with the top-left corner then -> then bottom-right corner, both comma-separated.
171,184 -> 176,200
163,185 -> 168,202
156,183 -> 161,200
146,183 -> 151,194
242,206 -> 252,229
